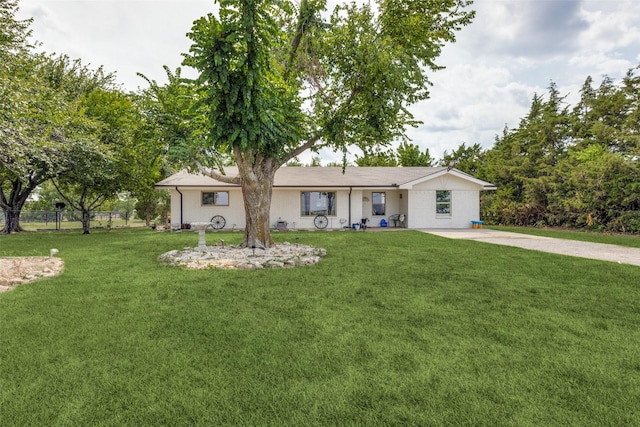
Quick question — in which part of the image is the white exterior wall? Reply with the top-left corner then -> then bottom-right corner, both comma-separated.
406,175 -> 481,229
169,191 -> 181,227
170,187 -> 245,229
168,175 -> 483,230
271,189 -> 356,230
172,187 -> 361,230
399,190 -> 409,227
358,190 -> 405,227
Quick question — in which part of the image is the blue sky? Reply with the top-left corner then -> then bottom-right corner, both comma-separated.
17,0 -> 640,163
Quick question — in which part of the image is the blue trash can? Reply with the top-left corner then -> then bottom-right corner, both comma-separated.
380,219 -> 388,227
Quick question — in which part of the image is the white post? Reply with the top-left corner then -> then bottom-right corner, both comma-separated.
198,229 -> 207,249
191,222 -> 210,251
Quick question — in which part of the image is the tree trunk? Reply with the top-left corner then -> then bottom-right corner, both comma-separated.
0,179 -> 32,234
143,204 -> 155,226
236,154 -> 279,248
1,208 -> 24,234
81,210 -> 91,234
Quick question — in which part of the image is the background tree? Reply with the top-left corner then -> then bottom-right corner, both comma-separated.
439,142 -> 483,174
354,142 -> 434,166
3,0 -> 181,234
133,67 -> 209,225
325,160 -> 351,167
52,143 -> 118,234
134,189 -> 170,226
22,181 -> 61,211
181,0 -> 474,247
2,2 -> 129,234
1,0 -> 34,233
284,157 -> 303,166
396,142 -> 435,166
0,53 -> 104,233
621,66 -> 640,156
561,68 -> 640,230
482,83 -> 572,226
354,148 -> 398,166
32,56 -> 129,234
309,156 -> 323,167
481,71 -> 640,232
0,0 -> 31,64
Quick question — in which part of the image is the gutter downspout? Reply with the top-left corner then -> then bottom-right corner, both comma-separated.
175,186 -> 183,227
348,186 -> 352,226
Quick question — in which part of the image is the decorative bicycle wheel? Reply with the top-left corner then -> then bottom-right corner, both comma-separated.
210,215 -> 226,230
314,214 -> 328,229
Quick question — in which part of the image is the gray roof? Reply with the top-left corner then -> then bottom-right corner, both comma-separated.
155,166 -> 495,189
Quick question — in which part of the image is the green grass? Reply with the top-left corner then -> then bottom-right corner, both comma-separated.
488,225 -> 640,248
1,229 -> 639,426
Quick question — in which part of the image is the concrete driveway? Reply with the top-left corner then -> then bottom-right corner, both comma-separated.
424,229 -> 640,267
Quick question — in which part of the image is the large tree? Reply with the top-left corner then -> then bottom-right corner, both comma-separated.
0,0 -> 31,63
181,0 -> 474,247
0,0 -> 33,232
1,53 -> 115,233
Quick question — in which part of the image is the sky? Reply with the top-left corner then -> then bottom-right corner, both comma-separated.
16,0 -> 640,164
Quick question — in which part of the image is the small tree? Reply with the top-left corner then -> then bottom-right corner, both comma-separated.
354,148 -> 398,166
439,142 -> 484,174
52,143 -> 120,234
45,60 -> 134,234
396,142 -> 435,166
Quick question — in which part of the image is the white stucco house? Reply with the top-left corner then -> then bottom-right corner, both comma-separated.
155,166 -> 496,230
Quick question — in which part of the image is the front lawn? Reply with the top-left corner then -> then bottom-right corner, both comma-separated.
1,229 -> 639,425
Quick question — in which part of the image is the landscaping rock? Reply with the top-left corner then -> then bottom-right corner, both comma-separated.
158,242 -> 327,270
0,256 -> 65,292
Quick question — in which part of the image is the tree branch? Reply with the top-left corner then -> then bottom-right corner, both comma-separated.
284,0 -> 310,82
282,134 -> 321,164
87,193 -> 110,210
51,179 -> 81,211
194,159 -> 242,185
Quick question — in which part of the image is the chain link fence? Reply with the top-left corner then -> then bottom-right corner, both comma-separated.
0,210 -> 146,231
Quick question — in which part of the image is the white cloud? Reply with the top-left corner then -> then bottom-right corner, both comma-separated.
15,0 -> 640,165
18,0 -> 214,89
463,0 -> 588,58
579,1 -> 640,50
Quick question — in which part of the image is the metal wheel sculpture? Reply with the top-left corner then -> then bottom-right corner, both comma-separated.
210,215 -> 226,230
314,214 -> 328,229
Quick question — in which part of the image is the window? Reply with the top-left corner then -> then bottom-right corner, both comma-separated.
202,191 -> 229,206
436,190 -> 451,215
372,192 -> 386,216
301,192 -> 336,216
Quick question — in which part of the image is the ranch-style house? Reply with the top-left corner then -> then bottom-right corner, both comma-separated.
155,166 -> 496,230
